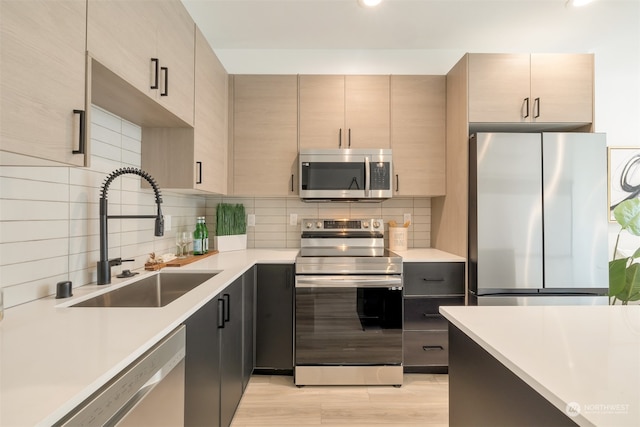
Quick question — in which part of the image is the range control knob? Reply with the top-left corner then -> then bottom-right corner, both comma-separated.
373,220 -> 381,228
306,222 -> 313,229
316,221 -> 323,229
363,222 -> 369,228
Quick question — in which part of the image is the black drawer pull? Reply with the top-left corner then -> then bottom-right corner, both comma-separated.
422,277 -> 444,282
423,345 -> 444,351
422,313 -> 441,318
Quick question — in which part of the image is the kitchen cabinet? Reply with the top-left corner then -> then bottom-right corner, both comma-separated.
242,266 -> 256,391
299,75 -> 390,149
184,277 -> 245,427
141,27 -> 228,194
255,264 -> 294,373
87,0 -> 194,125
468,53 -> 593,124
231,75 -> 298,196
390,75 -> 446,196
184,295 -> 221,426
220,278 -> 243,427
403,262 -> 465,372
0,0 -> 88,166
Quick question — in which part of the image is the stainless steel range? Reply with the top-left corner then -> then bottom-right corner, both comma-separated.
295,218 -> 403,386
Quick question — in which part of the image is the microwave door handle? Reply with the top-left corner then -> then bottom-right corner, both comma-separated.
365,156 -> 370,197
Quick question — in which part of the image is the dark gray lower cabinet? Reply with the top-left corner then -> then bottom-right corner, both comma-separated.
184,277 -> 246,427
242,266 -> 256,391
403,262 -> 465,373
255,264 -> 294,373
184,296 -> 221,426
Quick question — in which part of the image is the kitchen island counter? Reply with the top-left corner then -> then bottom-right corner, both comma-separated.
440,305 -> 640,426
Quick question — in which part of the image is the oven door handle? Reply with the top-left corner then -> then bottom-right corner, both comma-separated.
295,275 -> 402,288
364,156 -> 370,198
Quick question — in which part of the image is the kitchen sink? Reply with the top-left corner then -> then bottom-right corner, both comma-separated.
72,271 -> 219,308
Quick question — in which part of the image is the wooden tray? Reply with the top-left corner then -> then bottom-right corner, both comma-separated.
145,251 -> 219,270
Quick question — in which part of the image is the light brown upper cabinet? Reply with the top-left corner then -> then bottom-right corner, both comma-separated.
87,0 -> 194,126
391,76 -> 446,196
1,0 -> 88,166
468,53 -> 593,124
299,75 -> 390,149
141,28 -> 228,194
231,75 -> 298,196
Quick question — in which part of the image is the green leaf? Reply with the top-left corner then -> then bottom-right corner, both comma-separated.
613,198 -> 640,236
625,263 -> 640,301
609,258 -> 628,296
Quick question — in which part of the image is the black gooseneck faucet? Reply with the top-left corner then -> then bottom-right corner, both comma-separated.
97,167 -> 164,285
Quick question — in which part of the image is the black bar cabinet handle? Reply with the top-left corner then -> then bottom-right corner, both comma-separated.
523,97 -> 530,118
395,174 -> 399,192
196,161 -> 202,184
534,97 -> 540,118
423,345 -> 444,351
348,128 -> 351,147
338,128 -> 342,148
72,109 -> 86,155
422,277 -> 445,282
161,67 -> 168,96
217,298 -> 225,328
223,293 -> 230,322
291,174 -> 294,192
150,58 -> 159,89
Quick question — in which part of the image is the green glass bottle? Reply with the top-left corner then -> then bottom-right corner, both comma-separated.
193,217 -> 204,255
201,217 -> 209,253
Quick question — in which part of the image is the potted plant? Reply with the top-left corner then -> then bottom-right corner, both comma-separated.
214,203 -> 247,252
609,198 -> 640,304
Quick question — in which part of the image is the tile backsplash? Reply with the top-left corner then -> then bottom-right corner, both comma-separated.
0,106 -> 431,308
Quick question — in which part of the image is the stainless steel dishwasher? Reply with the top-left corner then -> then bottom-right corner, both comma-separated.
55,325 -> 186,426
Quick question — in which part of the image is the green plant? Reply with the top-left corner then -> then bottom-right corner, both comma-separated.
215,203 -> 247,236
609,198 -> 640,305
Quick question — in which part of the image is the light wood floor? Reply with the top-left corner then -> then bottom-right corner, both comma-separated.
231,374 -> 449,426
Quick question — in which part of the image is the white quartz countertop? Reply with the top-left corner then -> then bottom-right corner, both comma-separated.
1,247 -> 461,426
440,305 -> 640,427
391,248 -> 465,262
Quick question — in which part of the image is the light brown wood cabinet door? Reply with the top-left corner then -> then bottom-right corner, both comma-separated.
87,0 -> 194,125
345,75 -> 390,148
468,53 -> 593,125
468,53 -> 531,123
194,27 -> 228,194
154,0 -> 195,125
87,0 -> 157,100
391,76 -> 446,196
530,53 -> 593,123
1,0 -> 87,166
233,75 -> 298,196
298,75 -> 345,149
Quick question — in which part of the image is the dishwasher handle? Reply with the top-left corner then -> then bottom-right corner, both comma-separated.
55,325 -> 186,427
295,275 -> 402,288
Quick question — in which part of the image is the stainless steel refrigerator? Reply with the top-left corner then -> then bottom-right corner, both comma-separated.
468,132 -> 608,306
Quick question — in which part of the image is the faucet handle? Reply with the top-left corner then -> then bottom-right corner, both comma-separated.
121,259 -> 135,263
108,258 -> 134,267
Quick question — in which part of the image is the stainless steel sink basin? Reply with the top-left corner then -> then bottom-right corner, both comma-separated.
72,272 -> 218,308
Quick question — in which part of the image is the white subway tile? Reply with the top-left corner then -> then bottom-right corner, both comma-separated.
1,200 -> 68,221
0,177 -> 69,202
121,119 -> 142,141
91,105 -> 122,133
0,238 -> 69,266
0,166 -> 69,183
2,274 -> 68,308
0,256 -> 68,287
91,138 -> 122,162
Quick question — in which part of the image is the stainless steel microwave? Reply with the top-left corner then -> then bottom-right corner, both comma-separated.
299,149 -> 393,201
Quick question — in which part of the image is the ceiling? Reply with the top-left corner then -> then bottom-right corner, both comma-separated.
180,0 -> 639,75
181,0 -> 616,50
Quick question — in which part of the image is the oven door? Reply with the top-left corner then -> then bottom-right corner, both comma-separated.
295,275 -> 403,366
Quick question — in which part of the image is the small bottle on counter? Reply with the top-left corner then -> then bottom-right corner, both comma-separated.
193,217 -> 204,255
201,217 -> 209,253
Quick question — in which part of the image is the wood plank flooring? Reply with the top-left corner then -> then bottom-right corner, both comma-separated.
231,374 -> 449,426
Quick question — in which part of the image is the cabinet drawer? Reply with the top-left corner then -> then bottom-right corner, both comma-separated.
404,262 -> 464,296
404,297 -> 464,331
403,331 -> 448,367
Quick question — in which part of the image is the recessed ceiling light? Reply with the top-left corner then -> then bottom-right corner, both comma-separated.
567,0 -> 596,6
358,0 -> 383,8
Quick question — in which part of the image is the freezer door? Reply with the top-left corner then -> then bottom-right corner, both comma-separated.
471,133 -> 543,292
542,133 -> 608,289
